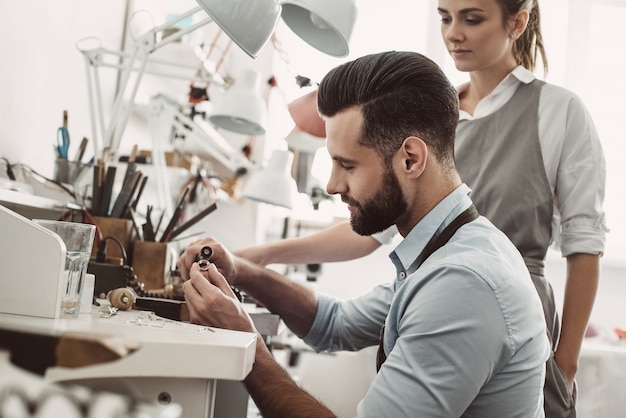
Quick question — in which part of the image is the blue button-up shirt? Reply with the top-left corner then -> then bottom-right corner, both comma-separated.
303,184 -> 550,417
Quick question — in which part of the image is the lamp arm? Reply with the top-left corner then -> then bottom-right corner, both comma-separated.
106,41 -> 147,155
172,108 -> 252,175
82,53 -> 102,157
148,94 -> 252,215
84,47 -> 221,83
148,7 -> 213,52
149,95 -> 253,170
148,95 -> 251,175
78,5 -> 217,160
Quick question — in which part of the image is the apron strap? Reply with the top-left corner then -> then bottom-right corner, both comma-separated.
376,204 -> 479,371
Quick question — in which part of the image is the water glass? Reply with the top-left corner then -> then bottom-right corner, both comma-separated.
33,219 -> 95,318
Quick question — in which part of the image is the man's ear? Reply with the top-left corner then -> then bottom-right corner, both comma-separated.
401,136 -> 427,178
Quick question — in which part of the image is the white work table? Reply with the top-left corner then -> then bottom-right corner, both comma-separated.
0,306 -> 258,417
577,338 -> 626,418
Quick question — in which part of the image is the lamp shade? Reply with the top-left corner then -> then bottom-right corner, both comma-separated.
288,90 -> 326,138
196,0 -> 282,59
280,0 -> 357,57
209,68 -> 267,136
243,149 -> 298,209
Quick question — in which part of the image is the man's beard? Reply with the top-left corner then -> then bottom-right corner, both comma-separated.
345,169 -> 408,236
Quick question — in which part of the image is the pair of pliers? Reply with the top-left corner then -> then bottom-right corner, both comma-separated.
142,205 -> 157,242
56,110 -> 70,159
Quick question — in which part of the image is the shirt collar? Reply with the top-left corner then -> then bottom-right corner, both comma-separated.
391,183 -> 473,270
458,66 -> 536,120
511,65 -> 536,84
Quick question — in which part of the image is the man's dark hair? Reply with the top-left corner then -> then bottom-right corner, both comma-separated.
318,51 -> 459,169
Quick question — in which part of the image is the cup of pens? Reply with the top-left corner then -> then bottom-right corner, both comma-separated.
54,158 -> 89,185
53,110 -> 89,185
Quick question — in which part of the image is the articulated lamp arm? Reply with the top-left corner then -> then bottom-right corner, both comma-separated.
77,0 -> 282,160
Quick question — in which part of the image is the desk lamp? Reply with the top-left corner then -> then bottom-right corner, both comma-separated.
81,0 -> 281,159
208,68 -> 267,136
243,149 -> 298,209
280,0 -> 358,58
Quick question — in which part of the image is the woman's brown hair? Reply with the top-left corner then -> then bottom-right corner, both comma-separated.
498,0 -> 548,74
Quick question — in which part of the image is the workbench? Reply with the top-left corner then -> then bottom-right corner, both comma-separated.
0,306 -> 261,417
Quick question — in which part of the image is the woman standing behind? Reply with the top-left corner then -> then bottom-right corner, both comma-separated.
438,1 -> 606,416
235,1 -> 607,416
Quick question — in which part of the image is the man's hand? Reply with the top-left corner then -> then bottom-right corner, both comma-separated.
183,262 -> 256,333
177,237 -> 238,283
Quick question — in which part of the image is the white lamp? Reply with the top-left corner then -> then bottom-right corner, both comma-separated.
80,0 -> 281,158
243,149 -> 298,209
197,0 -> 281,59
280,0 -> 357,57
209,68 -> 267,136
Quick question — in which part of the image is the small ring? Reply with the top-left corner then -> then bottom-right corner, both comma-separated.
197,259 -> 211,271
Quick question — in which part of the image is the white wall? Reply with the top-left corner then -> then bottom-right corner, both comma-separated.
0,1 -> 126,176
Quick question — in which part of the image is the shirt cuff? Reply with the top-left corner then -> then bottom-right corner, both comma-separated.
559,219 -> 608,256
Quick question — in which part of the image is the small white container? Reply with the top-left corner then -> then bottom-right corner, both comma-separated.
80,273 -> 95,314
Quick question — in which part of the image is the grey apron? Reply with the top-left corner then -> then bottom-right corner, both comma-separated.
455,79 -> 576,417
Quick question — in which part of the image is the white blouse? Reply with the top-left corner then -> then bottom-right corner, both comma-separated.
457,66 -> 607,256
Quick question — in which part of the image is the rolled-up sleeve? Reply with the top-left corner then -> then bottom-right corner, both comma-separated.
541,85 -> 608,256
303,283 -> 393,352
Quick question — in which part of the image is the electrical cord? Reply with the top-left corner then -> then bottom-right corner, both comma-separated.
4,161 -> 76,200
95,235 -> 129,264
1,157 -> 16,180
